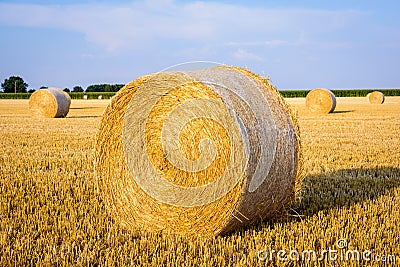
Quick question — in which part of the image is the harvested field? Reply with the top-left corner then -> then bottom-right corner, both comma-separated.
0,97 -> 399,266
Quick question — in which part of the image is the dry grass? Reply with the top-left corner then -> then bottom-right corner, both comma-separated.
1,97 -> 399,266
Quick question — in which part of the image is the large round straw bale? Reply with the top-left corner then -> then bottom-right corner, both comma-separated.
305,88 -> 336,114
367,91 -> 384,104
29,87 -> 71,118
95,65 -> 302,237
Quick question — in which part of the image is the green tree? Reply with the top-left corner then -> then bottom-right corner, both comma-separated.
105,84 -> 124,92
86,84 -> 106,92
1,76 -> 28,93
86,84 -> 124,92
63,88 -> 70,92
73,86 -> 84,92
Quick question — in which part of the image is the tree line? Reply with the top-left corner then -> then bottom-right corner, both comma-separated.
0,76 -> 124,93
2,75 -> 400,97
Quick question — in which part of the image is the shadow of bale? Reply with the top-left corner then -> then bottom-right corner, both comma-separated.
226,167 -> 400,236
67,116 -> 101,118
70,107 -> 98,110
332,110 -> 354,114
296,167 -> 400,217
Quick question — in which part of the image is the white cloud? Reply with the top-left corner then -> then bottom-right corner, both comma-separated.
225,40 -> 290,47
0,1 -> 363,53
233,48 -> 263,61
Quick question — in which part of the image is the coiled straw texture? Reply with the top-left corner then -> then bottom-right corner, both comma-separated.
367,91 -> 385,104
29,87 -> 71,118
305,88 -> 336,114
95,66 -> 302,237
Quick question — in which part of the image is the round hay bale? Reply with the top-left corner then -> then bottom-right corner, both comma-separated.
83,95 -> 88,100
29,87 -> 71,118
305,88 -> 336,114
98,95 -> 103,100
367,91 -> 384,104
62,90 -> 71,103
95,65 -> 302,237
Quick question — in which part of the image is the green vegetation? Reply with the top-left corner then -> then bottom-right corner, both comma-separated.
0,92 -> 115,99
0,93 -> 31,99
69,92 -> 115,99
1,89 -> 399,99
1,76 -> 28,93
279,88 -> 400,98
72,86 -> 84,92
86,84 -> 124,92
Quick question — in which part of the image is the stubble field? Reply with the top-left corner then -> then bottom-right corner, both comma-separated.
0,97 -> 399,266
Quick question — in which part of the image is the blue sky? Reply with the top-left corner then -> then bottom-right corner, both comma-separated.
0,0 -> 399,90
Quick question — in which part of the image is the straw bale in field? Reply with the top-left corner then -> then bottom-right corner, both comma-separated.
95,66 -> 302,236
29,87 -> 71,118
367,91 -> 385,104
305,88 -> 336,114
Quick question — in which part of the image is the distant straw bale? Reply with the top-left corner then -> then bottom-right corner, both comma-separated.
367,91 -> 385,104
29,87 -> 71,118
95,66 -> 302,237
305,88 -> 336,114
